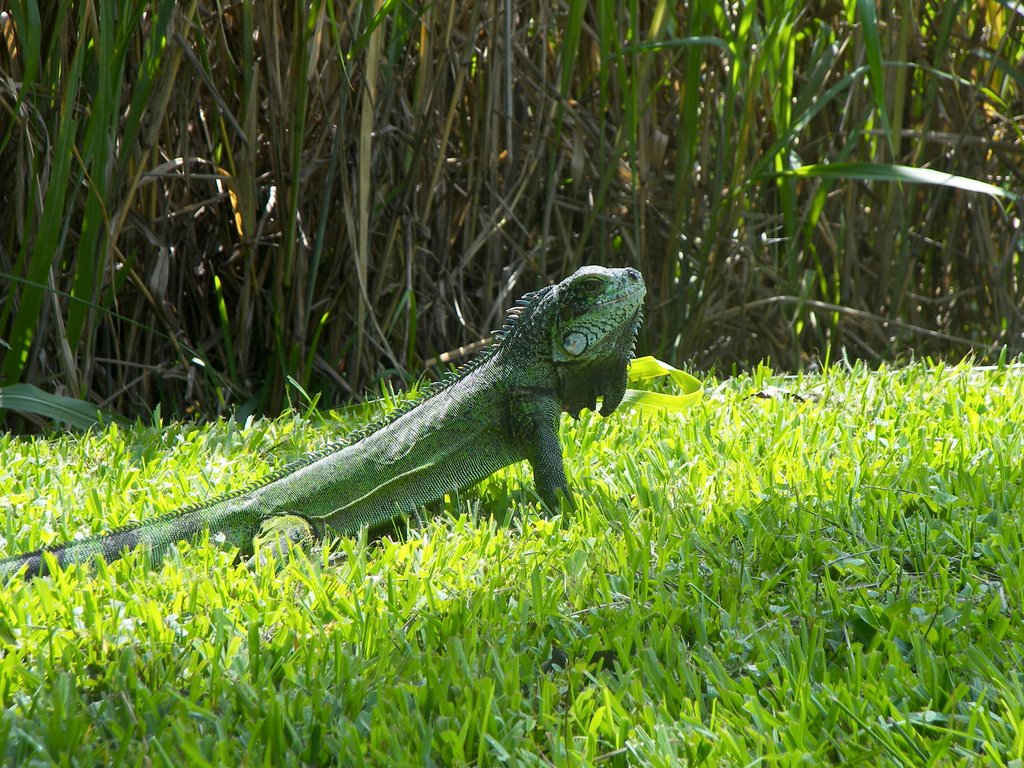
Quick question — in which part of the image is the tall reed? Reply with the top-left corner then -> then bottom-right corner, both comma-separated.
0,0 -> 1020,422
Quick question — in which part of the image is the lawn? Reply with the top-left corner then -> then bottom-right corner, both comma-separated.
0,362 -> 1022,766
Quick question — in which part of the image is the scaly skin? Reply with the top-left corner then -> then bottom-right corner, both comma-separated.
0,266 -> 645,579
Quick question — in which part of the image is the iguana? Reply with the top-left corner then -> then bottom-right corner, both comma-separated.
0,266 -> 646,580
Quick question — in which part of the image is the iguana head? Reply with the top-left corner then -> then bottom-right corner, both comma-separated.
495,266 -> 645,417
549,266 -> 646,418
499,264 -> 634,421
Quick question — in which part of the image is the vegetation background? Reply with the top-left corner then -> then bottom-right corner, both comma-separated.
0,0 -> 1022,423
0,4 -> 1023,763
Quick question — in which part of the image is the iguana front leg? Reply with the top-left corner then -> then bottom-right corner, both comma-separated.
251,514 -> 317,567
510,391 -> 572,510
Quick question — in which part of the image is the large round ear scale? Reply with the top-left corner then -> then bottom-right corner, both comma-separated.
563,332 -> 588,356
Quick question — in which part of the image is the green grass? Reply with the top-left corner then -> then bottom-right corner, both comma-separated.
1,361 -> 1023,765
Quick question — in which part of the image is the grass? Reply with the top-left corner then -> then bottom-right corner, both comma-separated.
1,361 -> 1023,764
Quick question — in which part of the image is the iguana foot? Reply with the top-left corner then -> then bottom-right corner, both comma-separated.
538,487 -> 575,518
250,514 -> 316,569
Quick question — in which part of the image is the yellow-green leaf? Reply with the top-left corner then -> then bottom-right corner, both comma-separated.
620,356 -> 703,414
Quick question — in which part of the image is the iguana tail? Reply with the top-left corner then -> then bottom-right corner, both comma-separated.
0,500 -> 255,581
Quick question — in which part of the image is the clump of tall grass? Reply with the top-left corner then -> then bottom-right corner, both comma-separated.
0,0 -> 1021,423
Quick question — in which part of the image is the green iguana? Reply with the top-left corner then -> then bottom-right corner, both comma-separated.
0,266 -> 646,580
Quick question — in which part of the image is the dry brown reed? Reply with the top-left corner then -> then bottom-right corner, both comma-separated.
0,0 -> 1021,421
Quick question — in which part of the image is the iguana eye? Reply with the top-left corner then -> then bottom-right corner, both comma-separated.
577,277 -> 605,295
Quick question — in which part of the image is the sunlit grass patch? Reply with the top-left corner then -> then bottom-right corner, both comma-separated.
1,362 -> 1023,764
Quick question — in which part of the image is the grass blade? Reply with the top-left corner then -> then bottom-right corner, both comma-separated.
0,383 -> 126,428
0,3 -> 83,388
784,162 -> 1019,200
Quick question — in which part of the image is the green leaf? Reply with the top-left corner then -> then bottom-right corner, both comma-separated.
619,356 -> 704,414
0,383 -> 126,429
856,0 -> 893,151
784,162 -> 1019,200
